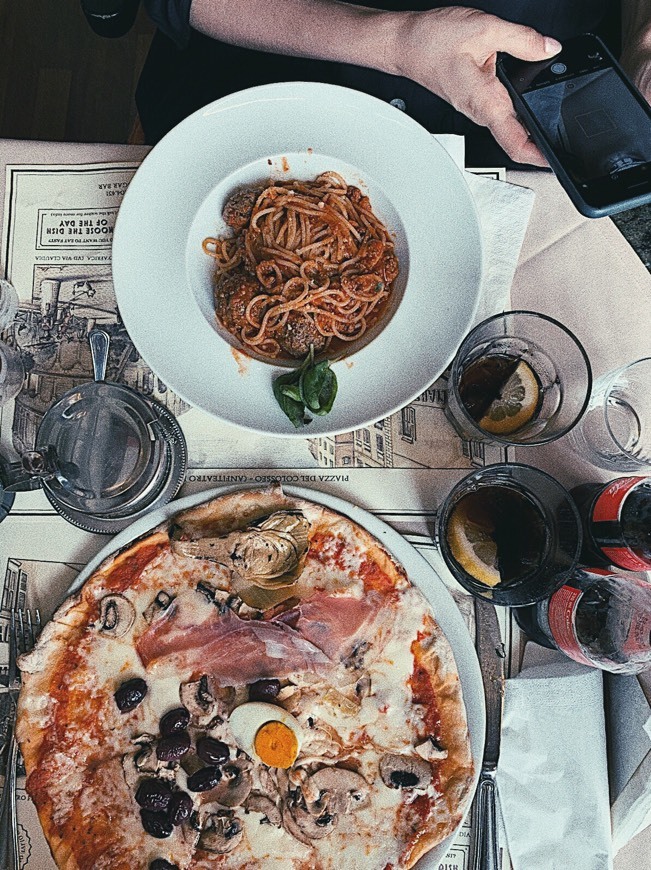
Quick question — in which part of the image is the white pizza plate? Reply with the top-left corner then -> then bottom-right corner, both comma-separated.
112,81 -> 483,438
70,484 -> 484,867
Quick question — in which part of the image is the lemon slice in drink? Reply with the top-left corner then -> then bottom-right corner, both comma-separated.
478,360 -> 540,437
446,500 -> 500,587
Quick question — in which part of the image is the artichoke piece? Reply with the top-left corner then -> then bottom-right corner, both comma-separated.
232,511 -> 310,589
172,511 -> 310,591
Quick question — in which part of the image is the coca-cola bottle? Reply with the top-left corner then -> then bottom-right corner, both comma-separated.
513,568 -> 651,674
571,477 -> 651,571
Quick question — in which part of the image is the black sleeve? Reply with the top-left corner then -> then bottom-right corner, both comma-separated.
143,0 -> 192,48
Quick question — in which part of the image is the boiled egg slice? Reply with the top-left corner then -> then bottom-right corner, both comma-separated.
229,701 -> 302,768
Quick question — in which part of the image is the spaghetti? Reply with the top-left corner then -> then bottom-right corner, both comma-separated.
203,172 -> 399,360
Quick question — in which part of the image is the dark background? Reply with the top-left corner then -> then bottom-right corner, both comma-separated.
0,0 -> 648,268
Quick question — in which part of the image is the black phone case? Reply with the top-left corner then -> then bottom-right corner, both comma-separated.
497,35 -> 651,218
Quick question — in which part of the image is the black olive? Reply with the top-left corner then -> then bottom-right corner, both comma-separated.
315,812 -> 335,827
160,707 -> 191,736
390,770 -> 420,788
196,736 -> 230,766
187,766 -> 223,792
156,731 -> 191,762
248,678 -> 281,702
224,819 -> 242,839
114,678 -> 147,713
135,779 -> 173,812
150,861 -> 178,870
167,791 -> 193,826
140,808 -> 173,839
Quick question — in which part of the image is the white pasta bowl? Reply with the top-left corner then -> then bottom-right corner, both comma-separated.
113,82 -> 482,437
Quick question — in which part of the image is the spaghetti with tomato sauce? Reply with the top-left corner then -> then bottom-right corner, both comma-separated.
203,172 -> 399,361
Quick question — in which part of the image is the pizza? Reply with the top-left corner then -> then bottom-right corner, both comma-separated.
16,485 -> 475,870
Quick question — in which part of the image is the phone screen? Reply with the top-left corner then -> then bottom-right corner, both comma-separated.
502,36 -> 651,207
523,66 -> 651,184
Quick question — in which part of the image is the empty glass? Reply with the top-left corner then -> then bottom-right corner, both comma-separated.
1,330 -> 187,533
0,341 -> 24,405
445,311 -> 592,446
567,357 -> 651,471
0,279 -> 19,330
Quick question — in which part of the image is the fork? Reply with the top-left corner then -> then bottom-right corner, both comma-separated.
0,608 -> 41,870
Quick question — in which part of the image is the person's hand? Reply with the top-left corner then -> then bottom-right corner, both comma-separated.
391,7 -> 562,166
620,45 -> 651,105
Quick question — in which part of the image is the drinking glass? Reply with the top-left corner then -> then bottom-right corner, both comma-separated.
0,279 -> 19,330
445,310 -> 592,446
437,463 -> 582,606
0,341 -> 24,405
566,357 -> 651,471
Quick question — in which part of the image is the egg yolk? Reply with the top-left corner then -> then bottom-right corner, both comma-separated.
254,720 -> 299,768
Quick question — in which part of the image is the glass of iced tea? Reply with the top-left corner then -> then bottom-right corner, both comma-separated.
445,311 -> 592,445
438,463 -> 582,606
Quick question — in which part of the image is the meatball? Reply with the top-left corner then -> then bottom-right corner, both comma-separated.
214,270 -> 260,332
277,311 -> 328,359
222,189 -> 260,231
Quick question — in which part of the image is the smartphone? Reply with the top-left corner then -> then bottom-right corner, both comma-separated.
497,33 -> 651,217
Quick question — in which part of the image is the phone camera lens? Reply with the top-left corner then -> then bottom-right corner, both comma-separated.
550,62 -> 567,75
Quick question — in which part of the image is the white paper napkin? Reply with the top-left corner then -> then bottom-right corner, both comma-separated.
497,645 -> 613,870
465,172 -> 535,324
433,134 -> 536,322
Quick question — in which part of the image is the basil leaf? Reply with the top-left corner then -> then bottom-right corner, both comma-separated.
300,360 -> 328,411
313,366 -> 338,415
300,359 -> 338,413
280,383 -> 303,402
273,372 -> 306,428
272,345 -> 337,426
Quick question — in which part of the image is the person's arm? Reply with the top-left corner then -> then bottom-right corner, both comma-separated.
620,0 -> 651,102
189,1 -> 561,165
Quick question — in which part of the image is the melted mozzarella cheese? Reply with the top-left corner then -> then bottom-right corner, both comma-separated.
241,812 -> 311,864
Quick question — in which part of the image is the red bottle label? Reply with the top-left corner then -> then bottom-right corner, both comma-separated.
547,585 -> 592,667
600,547 -> 651,572
592,477 -> 651,571
592,477 -> 644,522
622,608 -> 651,657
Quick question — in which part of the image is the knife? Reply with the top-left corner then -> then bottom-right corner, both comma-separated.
470,597 -> 507,870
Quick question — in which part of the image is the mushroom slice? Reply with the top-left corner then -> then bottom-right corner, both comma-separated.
257,767 -> 282,803
282,801 -> 337,846
198,814 -> 243,854
379,753 -> 433,790
244,791 -> 282,827
208,758 -> 252,808
308,767 -> 370,814
355,674 -> 372,699
98,594 -> 135,638
415,737 -> 448,763
143,591 -> 174,625
180,676 -> 235,727
341,640 -> 370,671
122,734 -> 175,788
